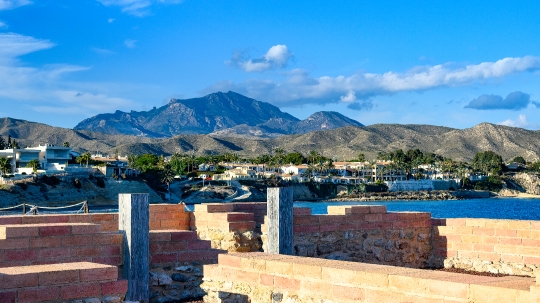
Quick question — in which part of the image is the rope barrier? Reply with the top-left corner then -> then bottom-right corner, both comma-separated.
0,201 -> 89,215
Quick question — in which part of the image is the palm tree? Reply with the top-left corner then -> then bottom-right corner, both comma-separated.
26,159 -> 40,173
0,156 -> 12,175
76,152 -> 91,168
307,150 -> 321,165
127,154 -> 138,168
161,164 -> 175,200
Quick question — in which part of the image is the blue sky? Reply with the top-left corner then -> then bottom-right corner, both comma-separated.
1,0 -> 540,130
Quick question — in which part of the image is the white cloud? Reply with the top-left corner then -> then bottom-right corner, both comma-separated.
0,21 -> 7,29
0,33 -> 55,62
108,18 -> 115,23
205,56 -> 540,109
227,44 -> 293,72
0,32 -> 136,118
97,0 -> 183,17
124,39 -> 136,48
340,90 -> 356,102
498,114 -> 539,129
0,0 -> 31,11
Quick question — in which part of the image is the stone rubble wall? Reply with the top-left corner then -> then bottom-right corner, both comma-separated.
261,205 -> 433,268
148,230 -> 226,303
431,218 -> 540,277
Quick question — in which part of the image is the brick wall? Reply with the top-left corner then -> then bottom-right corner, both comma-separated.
202,252 -> 539,303
432,218 -> 540,277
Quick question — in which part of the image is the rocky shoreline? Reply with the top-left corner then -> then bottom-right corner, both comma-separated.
328,190 -> 459,202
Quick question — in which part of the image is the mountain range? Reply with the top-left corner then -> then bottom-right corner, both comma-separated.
2,117 -> 540,163
74,91 -> 364,138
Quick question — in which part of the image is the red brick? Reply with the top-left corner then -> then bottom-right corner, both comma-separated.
151,253 -> 177,264
18,286 -> 60,303
259,273 -> 274,286
293,208 -> 311,216
332,284 -> 364,301
39,269 -> 79,286
150,241 -> 187,253
365,213 -> 382,222
498,237 -> 521,245
0,290 -> 16,303
71,224 -> 101,235
39,226 -> 71,237
274,276 -> 299,291
149,232 -> 172,242
72,247 -> 102,257
319,224 -> 340,232
349,206 -> 371,214
523,256 -> 540,265
522,239 -> 540,247
234,270 -> 259,284
0,217 -> 22,224
29,237 -> 61,248
0,273 -> 38,288
93,234 -> 123,245
293,225 -> 319,233
61,282 -> 100,299
188,240 -> 211,250
473,228 -> 495,236
392,221 -> 409,228
1,238 -> 29,249
293,216 -> 319,225
495,229 -> 517,237
61,235 -> 93,246
80,267 -> 117,282
170,231 -> 197,241
89,214 -> 116,223
375,222 -> 393,229
228,221 -> 255,232
101,279 -> 128,295
382,213 -> 399,221
22,215 -> 69,224
1,226 -> 39,238
178,251 -> 202,262
369,205 -> 387,213
102,245 -> 121,255
160,219 -> 190,229
339,223 -> 357,231
219,254 -> 242,268
5,249 -> 38,261
39,248 -> 71,259
358,222 -> 376,229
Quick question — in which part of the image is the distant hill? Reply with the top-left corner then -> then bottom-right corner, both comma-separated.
210,111 -> 364,138
2,118 -> 539,163
73,92 -> 364,138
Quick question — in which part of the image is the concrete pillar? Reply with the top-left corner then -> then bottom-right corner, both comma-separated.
119,193 -> 150,301
267,187 -> 293,255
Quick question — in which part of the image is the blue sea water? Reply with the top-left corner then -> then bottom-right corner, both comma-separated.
2,198 -> 540,220
294,198 -> 540,220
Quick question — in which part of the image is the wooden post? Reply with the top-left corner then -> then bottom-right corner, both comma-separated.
267,187 -> 294,255
119,193 -> 149,302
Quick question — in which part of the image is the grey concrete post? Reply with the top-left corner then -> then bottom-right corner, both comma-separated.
267,187 -> 294,255
119,193 -> 150,301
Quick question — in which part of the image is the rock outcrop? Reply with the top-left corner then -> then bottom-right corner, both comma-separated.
513,172 -> 540,195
